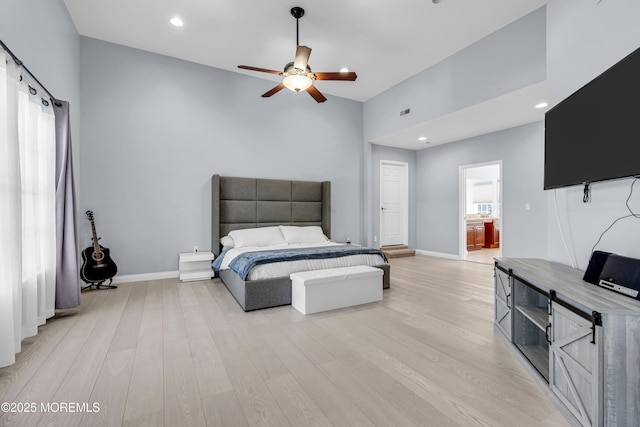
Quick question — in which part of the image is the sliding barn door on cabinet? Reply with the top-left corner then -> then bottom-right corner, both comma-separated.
549,303 -> 602,427
494,266 -> 512,339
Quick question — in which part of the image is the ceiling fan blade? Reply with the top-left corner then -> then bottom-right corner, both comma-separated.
314,71 -> 358,81
261,83 -> 286,98
306,84 -> 327,103
238,65 -> 282,75
293,45 -> 312,70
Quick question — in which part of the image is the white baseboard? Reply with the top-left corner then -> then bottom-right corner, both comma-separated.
109,251 -> 460,283
111,251 -> 460,283
415,249 -> 461,260
112,270 -> 179,284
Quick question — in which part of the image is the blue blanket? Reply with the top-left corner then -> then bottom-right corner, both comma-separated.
212,248 -> 230,272
217,246 -> 386,280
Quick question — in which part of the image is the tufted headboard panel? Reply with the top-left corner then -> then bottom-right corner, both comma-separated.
211,175 -> 331,256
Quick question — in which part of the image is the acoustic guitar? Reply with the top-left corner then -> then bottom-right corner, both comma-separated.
80,210 -> 118,287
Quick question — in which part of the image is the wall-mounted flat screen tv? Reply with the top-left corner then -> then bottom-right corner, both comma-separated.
544,46 -> 640,190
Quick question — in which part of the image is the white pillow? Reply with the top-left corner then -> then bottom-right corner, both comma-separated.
228,226 -> 286,248
220,235 -> 235,248
279,225 -> 328,244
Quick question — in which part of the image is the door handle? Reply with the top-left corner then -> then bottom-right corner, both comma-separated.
381,207 -> 386,210
545,323 -> 552,344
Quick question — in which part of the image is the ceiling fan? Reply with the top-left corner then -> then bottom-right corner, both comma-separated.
238,6 -> 357,103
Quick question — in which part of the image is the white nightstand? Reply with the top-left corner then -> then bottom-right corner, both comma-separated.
179,251 -> 214,282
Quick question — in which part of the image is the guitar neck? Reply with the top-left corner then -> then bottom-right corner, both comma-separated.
90,218 -> 100,253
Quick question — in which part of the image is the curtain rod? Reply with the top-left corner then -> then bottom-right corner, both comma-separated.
0,38 -> 61,107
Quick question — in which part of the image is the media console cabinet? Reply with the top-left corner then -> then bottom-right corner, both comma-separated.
494,258 -> 640,427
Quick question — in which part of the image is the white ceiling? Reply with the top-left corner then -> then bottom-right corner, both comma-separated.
63,0 -> 548,149
466,164 -> 500,181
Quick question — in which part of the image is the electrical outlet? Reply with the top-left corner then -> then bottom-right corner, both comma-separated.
193,245 -> 198,253
374,236 -> 377,242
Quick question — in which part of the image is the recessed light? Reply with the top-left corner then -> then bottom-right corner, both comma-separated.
535,102 -> 548,109
418,136 -> 428,142
340,67 -> 349,73
170,17 -> 184,27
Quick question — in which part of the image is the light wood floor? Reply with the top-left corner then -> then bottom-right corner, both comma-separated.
0,255 -> 569,427
464,248 -> 500,265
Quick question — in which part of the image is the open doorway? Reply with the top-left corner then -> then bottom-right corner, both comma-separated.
459,161 -> 502,264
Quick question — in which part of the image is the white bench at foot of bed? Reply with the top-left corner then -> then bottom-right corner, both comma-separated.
290,265 -> 384,315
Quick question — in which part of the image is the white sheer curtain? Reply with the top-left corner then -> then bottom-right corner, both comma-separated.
0,51 -> 57,368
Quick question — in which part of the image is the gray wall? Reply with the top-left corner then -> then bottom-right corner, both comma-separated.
363,6 -> 546,143
79,37 -> 364,275
0,0 -> 80,176
10,0 -> 637,277
370,145 -> 417,248
545,0 -> 640,268
416,122 -> 547,258
363,7 -> 547,254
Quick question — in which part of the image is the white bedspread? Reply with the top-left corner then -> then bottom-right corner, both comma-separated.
217,242 -> 386,281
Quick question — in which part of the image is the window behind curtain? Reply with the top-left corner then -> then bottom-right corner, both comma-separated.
0,51 -> 56,367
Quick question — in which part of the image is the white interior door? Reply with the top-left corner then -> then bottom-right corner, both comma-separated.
380,161 -> 408,247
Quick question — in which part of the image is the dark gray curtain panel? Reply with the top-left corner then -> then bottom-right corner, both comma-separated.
53,100 -> 80,309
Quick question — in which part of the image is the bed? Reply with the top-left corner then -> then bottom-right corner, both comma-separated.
211,174 -> 390,311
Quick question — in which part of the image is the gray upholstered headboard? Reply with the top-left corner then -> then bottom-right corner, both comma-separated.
211,175 -> 331,256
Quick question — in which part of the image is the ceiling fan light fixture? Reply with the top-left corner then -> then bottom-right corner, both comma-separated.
283,74 -> 313,92
282,63 -> 314,92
